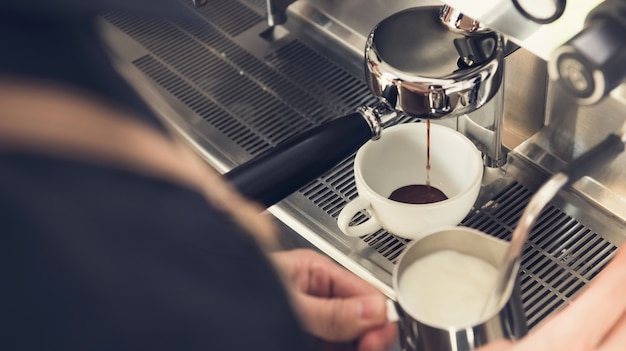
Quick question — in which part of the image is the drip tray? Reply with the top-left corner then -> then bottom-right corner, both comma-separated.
100,0 -> 623,330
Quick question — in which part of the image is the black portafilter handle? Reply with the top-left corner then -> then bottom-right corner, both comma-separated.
225,110 -> 381,208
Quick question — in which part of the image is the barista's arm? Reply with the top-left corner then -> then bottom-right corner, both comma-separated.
478,246 -> 626,351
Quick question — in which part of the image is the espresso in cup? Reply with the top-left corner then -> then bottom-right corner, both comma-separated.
388,184 -> 448,204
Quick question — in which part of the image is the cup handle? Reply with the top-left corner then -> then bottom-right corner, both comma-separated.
337,196 -> 382,237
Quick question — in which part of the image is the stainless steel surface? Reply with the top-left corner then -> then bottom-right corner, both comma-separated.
516,82 -> 626,224
288,0 -> 541,163
440,0 -> 626,105
439,0 -> 604,61
439,5 -> 489,34
364,6 -> 507,166
458,85 -> 506,167
287,0 -> 441,57
365,7 -> 504,120
191,0 -> 207,7
265,0 -> 295,26
100,0 -> 626,336
393,228 -> 527,351
356,102 -> 398,141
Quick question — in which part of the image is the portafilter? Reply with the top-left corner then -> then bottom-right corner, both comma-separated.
226,6 -> 504,208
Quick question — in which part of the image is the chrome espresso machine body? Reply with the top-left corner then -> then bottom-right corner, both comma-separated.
101,0 -> 626,334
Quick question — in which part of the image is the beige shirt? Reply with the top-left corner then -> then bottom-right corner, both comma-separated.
0,77 -> 278,250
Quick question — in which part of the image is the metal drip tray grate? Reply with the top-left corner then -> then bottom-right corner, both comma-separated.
102,0 -> 618,331
301,163 -> 616,328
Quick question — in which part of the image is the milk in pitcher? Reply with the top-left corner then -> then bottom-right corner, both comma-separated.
397,249 -> 498,327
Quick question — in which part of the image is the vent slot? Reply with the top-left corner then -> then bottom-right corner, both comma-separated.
266,41 -> 378,117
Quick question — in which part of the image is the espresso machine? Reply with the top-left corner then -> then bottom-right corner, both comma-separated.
100,0 -> 626,341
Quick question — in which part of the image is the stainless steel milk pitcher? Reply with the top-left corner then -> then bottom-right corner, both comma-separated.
391,227 -> 528,351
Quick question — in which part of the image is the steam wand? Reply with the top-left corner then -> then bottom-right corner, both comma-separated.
482,124 -> 626,317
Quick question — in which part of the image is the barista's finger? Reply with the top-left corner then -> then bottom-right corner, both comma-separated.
516,247 -> 626,350
301,250 -> 381,298
272,249 -> 379,298
294,292 -> 388,342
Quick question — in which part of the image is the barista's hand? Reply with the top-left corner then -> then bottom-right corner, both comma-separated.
271,249 -> 398,351
477,246 -> 626,351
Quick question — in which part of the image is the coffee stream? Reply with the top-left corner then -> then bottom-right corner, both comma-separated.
388,121 -> 448,205
426,119 -> 431,186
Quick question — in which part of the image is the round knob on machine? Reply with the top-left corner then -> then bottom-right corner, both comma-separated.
549,1 -> 626,105
512,0 -> 566,24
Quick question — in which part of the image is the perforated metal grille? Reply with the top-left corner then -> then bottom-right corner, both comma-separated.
192,0 -> 263,37
303,164 -> 617,329
105,1 -> 373,157
266,41 -> 378,113
104,0 -> 617,331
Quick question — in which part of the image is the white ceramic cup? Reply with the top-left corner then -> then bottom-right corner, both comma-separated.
336,122 -> 483,240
